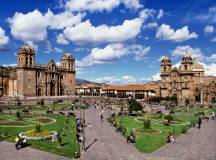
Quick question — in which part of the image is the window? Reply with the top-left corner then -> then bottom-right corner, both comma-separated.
30,57 -> 32,65
37,72 -> 40,78
26,57 -> 28,65
184,65 -> 187,70
163,67 -> 166,72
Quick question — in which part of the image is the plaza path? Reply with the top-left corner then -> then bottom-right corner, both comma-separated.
151,119 -> 216,160
0,141 -> 70,160
79,107 -> 146,160
80,107 -> 216,160
0,107 -> 215,160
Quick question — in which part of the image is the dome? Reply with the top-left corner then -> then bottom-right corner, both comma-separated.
62,52 -> 74,60
192,62 -> 204,70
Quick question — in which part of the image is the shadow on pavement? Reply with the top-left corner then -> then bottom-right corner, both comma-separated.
85,138 -> 98,151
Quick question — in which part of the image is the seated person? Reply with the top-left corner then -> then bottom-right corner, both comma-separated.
127,133 -> 136,143
47,107 -> 53,114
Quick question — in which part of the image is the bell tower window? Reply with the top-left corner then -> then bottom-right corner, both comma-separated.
184,65 -> 187,70
26,57 -> 28,66
163,67 -> 166,72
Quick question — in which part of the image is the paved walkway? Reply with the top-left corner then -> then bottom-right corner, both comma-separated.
0,141 -> 70,160
151,119 -> 216,160
80,107 -> 216,160
80,107 -> 146,160
0,107 -> 215,160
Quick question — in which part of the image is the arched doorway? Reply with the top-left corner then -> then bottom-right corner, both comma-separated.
37,88 -> 42,96
50,81 -> 55,96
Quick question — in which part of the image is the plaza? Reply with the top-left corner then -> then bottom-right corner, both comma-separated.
1,1 -> 216,160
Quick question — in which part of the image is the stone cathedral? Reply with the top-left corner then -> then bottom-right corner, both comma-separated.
160,56 -> 216,103
0,43 -> 75,97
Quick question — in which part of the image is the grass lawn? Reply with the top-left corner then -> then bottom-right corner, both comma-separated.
0,113 -> 80,158
115,113 -> 197,153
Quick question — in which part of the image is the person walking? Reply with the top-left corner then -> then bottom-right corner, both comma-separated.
198,117 -> 202,129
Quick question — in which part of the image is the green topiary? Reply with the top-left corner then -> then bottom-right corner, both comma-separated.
164,114 -> 174,123
35,123 -> 41,132
143,114 -> 151,129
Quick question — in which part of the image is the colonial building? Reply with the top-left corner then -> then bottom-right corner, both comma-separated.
75,81 -> 160,99
0,43 -> 76,97
160,56 -> 216,103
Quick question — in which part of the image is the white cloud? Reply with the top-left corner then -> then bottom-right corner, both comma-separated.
157,9 -> 164,19
54,47 -> 63,53
211,36 -> 216,42
45,9 -> 83,29
62,18 -> 143,44
95,75 -> 147,85
151,73 -> 160,81
65,0 -> 142,13
202,63 -> 216,76
76,43 -> 150,68
171,45 -> 204,61
0,27 -> 9,48
195,6 -> 216,23
139,9 -> 156,22
56,33 -> 69,45
8,9 -> 83,44
8,10 -> 48,43
2,64 -> 17,67
143,22 -> 158,30
127,44 -> 151,61
156,24 -> 198,42
204,25 -> 214,34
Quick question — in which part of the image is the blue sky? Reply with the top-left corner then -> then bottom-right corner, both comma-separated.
0,0 -> 216,85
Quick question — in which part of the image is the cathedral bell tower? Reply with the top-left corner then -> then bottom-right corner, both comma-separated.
180,56 -> 193,72
17,42 -> 35,68
160,57 -> 172,75
61,52 -> 75,95
17,42 -> 36,97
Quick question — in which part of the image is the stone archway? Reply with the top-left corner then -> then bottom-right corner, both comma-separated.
37,88 -> 42,96
50,81 -> 55,96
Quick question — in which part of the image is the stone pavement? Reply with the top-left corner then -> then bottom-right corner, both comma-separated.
80,107 -> 216,160
0,107 -> 215,160
79,107 -> 146,160
0,141 -> 70,160
151,119 -> 216,160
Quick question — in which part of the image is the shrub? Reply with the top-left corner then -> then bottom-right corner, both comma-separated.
128,99 -> 143,112
35,123 -> 41,132
182,126 -> 188,133
16,110 -> 21,120
143,114 -> 151,129
164,114 -> 174,123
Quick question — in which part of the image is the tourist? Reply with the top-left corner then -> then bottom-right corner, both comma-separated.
127,133 -> 136,143
212,111 -> 215,120
100,113 -> 104,121
170,134 -> 176,144
15,135 -> 26,150
198,117 -> 202,129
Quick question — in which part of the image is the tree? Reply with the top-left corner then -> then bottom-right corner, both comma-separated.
128,99 -> 143,112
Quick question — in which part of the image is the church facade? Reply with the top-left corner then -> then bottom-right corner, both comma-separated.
160,56 -> 216,104
0,43 -> 75,97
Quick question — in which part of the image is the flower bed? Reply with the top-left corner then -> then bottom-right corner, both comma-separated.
19,130 -> 58,141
